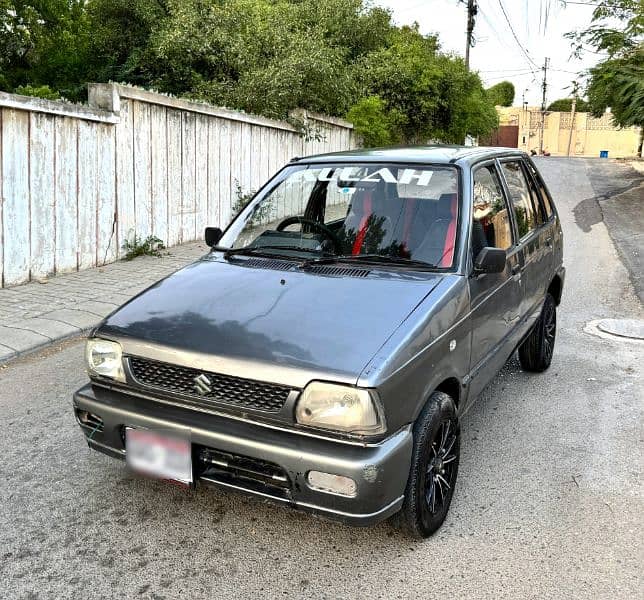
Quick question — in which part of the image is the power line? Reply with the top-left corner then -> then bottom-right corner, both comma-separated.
476,4 -> 517,54
476,2 -> 539,79
477,67 -> 542,73
561,1 -> 603,6
483,71 -> 535,81
496,0 -> 539,71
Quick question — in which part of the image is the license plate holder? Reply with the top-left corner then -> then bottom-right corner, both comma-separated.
125,427 -> 192,485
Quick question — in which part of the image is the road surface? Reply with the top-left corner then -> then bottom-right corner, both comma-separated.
0,158 -> 642,600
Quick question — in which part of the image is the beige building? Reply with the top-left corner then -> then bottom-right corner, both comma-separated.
493,106 -> 642,158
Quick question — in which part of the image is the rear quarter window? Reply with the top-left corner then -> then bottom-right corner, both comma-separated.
525,161 -> 554,219
500,160 -> 539,238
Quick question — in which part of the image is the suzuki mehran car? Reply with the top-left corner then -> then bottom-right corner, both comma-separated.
74,146 -> 564,537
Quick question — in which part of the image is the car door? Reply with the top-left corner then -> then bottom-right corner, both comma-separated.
466,161 -> 523,405
498,158 -> 547,330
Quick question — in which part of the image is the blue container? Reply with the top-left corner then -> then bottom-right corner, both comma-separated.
600,150 -> 609,158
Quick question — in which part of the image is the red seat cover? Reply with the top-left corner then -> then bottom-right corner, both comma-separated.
351,194 -> 372,255
440,194 -> 458,267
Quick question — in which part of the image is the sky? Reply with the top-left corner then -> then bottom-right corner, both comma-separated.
372,0 -> 603,106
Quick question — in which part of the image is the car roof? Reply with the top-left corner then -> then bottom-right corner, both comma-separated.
295,145 -> 528,167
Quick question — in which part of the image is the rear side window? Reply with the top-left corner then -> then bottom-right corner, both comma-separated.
500,161 -> 538,238
525,161 -> 554,218
521,162 -> 545,225
472,164 -> 513,258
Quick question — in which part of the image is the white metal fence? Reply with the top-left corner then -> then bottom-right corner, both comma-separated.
0,83 -> 356,287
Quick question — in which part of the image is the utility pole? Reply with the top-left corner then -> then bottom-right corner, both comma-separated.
566,81 -> 579,157
539,57 -> 549,154
465,0 -> 477,71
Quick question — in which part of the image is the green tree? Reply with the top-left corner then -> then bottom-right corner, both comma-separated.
486,81 -> 515,106
85,0 -> 170,87
0,0 -> 500,144
346,96 -> 399,147
0,0 -> 92,100
350,25 -> 497,144
567,0 -> 644,154
547,98 -> 590,112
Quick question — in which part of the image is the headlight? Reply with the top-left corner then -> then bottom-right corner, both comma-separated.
295,382 -> 385,435
85,338 -> 125,382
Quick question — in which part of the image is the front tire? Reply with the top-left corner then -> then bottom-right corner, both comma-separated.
394,391 -> 460,538
519,293 -> 557,372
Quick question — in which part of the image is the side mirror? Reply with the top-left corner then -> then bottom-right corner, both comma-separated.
205,227 -> 223,247
474,247 -> 506,275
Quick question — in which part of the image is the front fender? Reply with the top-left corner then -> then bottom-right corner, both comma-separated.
358,275 -> 471,433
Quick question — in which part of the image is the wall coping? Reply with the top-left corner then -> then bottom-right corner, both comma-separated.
0,84 -> 355,133
0,91 -> 119,123
89,83 -> 353,133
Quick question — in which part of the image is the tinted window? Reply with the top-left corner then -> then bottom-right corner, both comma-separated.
472,165 -> 513,258
522,162 -> 545,225
525,161 -> 554,218
501,161 -> 538,238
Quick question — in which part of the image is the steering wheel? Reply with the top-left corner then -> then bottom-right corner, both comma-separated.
276,216 -> 342,254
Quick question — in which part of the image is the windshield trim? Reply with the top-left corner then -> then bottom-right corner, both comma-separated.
217,161 -> 464,272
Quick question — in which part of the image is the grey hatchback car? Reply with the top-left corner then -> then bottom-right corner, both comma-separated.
74,146 -> 564,537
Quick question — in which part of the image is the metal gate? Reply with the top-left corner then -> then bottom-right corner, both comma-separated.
481,125 -> 519,148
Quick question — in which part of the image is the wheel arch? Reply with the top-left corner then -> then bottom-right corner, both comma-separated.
548,274 -> 563,305
410,376 -> 463,425
434,377 -> 461,408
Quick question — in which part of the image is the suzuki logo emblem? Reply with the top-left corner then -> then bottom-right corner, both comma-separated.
193,373 -> 212,395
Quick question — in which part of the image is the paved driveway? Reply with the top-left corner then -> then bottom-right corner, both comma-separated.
0,158 -> 642,599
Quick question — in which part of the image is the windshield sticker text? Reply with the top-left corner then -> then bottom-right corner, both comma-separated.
301,167 -> 435,186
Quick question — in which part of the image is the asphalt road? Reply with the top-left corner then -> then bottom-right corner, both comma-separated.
585,159 -> 644,304
1,158 -> 642,600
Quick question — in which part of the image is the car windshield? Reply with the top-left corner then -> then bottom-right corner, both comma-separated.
219,163 -> 460,268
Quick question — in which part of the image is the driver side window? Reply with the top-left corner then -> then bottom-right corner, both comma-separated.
472,165 -> 513,259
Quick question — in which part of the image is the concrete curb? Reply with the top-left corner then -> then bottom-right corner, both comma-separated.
0,325 -> 93,365
0,242 -> 208,366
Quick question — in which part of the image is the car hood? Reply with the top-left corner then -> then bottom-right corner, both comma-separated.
98,257 -> 444,385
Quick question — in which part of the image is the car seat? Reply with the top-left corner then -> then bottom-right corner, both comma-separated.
413,193 -> 458,266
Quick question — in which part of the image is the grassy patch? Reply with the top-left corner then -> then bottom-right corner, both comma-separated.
122,235 -> 166,260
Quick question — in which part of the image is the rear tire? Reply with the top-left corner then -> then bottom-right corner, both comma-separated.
393,391 -> 460,538
519,293 -> 557,372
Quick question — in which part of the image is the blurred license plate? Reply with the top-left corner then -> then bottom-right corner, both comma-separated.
125,427 -> 192,485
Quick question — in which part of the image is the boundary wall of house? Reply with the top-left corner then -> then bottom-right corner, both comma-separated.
0,83 -> 357,287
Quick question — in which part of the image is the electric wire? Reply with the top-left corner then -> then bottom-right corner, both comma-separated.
496,0 -> 539,70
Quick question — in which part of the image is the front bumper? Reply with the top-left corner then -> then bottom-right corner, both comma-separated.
73,383 -> 412,526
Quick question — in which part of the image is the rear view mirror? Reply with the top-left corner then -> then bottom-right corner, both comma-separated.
474,247 -> 506,274
205,227 -> 223,247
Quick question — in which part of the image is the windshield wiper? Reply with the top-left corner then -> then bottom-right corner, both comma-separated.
301,254 -> 437,269
213,245 -> 331,260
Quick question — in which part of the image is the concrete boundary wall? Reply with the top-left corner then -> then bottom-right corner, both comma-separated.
496,105 -> 641,157
0,84 -> 356,287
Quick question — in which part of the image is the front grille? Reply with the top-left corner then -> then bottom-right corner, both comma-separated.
197,447 -> 291,499
128,356 -> 293,412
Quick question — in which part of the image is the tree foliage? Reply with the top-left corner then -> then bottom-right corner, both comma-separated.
346,96 -> 398,147
567,0 -> 643,130
486,81 -> 515,107
547,97 -> 590,112
0,0 -> 498,144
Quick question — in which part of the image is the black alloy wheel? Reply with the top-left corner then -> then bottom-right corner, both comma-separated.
519,293 -> 557,372
423,420 -> 458,516
394,391 -> 460,538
